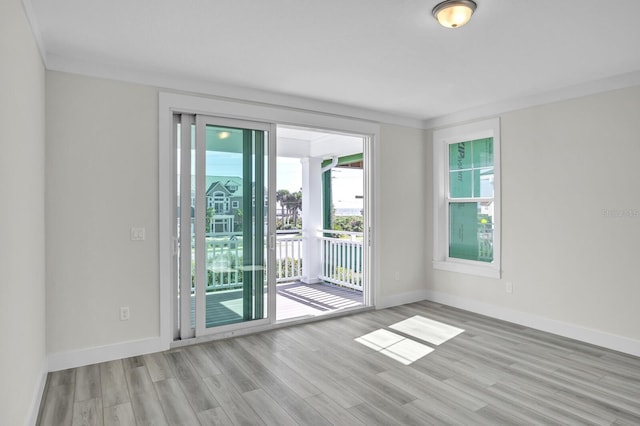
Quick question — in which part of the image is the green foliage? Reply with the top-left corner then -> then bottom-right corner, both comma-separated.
277,257 -> 302,279
205,207 -> 215,232
276,189 -> 302,229
333,215 -> 363,233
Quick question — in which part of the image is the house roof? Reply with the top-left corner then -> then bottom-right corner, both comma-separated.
205,176 -> 243,197
29,1 -> 640,124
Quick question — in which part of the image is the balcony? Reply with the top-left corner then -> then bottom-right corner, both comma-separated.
194,229 -> 364,325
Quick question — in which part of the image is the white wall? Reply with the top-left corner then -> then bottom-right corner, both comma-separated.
427,86 -> 640,352
46,72 -> 159,356
45,72 -> 430,361
0,0 -> 47,424
377,125 -> 428,307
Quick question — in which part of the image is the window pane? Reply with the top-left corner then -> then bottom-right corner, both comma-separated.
473,167 -> 494,197
449,202 -> 494,262
449,170 -> 473,198
449,141 -> 471,171
472,137 -> 493,168
449,138 -> 494,199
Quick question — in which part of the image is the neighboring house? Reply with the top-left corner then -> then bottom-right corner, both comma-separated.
205,176 -> 243,235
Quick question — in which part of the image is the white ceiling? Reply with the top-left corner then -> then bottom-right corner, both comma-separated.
277,126 -> 363,159
29,0 -> 640,122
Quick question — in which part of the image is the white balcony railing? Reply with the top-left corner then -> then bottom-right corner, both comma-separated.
205,236 -> 243,291
203,229 -> 363,291
204,231 -> 302,291
319,229 -> 364,291
275,231 -> 302,283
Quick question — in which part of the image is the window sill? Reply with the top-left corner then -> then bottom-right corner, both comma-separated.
433,260 -> 501,279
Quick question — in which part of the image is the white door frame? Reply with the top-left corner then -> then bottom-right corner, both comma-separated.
159,92 -> 380,346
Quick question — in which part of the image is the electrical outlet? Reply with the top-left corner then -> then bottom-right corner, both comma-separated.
130,227 -> 145,241
505,282 -> 513,294
120,306 -> 130,321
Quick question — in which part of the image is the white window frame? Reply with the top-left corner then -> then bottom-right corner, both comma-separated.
433,117 -> 501,279
212,191 -> 229,212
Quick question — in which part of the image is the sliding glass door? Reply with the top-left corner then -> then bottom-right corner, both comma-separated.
177,114 -> 275,338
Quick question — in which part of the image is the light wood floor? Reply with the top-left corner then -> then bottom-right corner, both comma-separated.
37,300 -> 640,425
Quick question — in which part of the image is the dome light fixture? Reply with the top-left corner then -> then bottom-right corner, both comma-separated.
432,0 -> 477,28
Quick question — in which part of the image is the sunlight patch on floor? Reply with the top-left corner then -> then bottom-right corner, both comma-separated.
355,329 -> 433,365
355,315 -> 464,365
389,315 -> 464,345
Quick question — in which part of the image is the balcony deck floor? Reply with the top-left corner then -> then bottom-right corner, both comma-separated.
192,281 -> 364,328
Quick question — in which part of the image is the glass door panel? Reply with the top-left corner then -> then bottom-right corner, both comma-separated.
194,116 -> 272,335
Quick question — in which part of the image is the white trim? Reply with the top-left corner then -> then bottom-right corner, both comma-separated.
376,290 -> 431,310
364,134 -> 376,308
45,54 -> 640,131
424,70 -> 640,129
432,260 -> 500,279
20,0 -> 48,66
425,290 -> 640,358
432,118 -> 501,279
158,95 -> 174,347
47,337 -> 167,372
26,359 -> 48,426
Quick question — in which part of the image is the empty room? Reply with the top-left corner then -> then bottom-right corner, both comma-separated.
2,0 -> 639,424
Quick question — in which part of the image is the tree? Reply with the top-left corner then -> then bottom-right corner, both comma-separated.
285,191 -> 302,227
276,189 -> 290,225
205,207 -> 215,233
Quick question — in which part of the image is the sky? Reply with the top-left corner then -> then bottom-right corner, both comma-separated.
276,157 -> 363,210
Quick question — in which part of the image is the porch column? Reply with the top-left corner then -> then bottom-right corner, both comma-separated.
301,157 -> 322,284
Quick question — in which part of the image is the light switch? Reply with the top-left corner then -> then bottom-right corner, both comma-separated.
130,227 -> 146,241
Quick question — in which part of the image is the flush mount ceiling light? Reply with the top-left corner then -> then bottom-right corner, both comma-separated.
432,0 -> 477,28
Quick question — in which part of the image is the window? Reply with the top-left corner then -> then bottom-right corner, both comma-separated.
231,200 -> 239,209
433,118 -> 501,278
212,191 -> 229,212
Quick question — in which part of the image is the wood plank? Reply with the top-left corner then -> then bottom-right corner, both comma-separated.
305,392 -> 366,426
164,350 -> 220,412
38,383 -> 74,426
202,374 -> 265,426
125,366 -> 168,426
203,341 -> 259,394
154,378 -> 200,426
72,398 -> 103,426
99,360 -> 129,408
197,407 -> 233,425
183,344 -> 222,378
129,392 -> 168,426
241,389 -> 298,426
103,403 -> 136,426
348,402 -> 404,426
143,352 -> 174,382
75,364 -> 101,402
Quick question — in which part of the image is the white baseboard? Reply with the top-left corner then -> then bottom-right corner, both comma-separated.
376,289 -> 430,310
47,337 -> 169,372
26,358 -> 48,426
424,290 -> 640,357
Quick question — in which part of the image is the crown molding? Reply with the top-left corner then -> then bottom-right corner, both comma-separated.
423,70 -> 640,130
21,0 -> 48,66
46,53 -> 425,129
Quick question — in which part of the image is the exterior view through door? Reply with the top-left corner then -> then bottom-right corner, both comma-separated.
174,115 -> 369,340
275,127 -> 366,321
